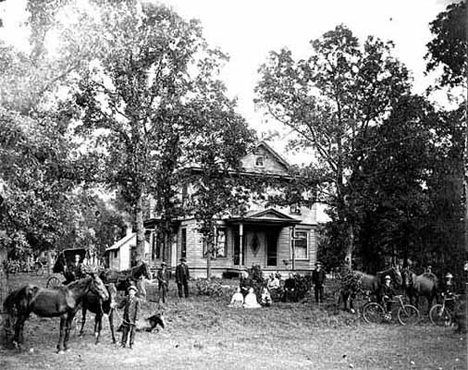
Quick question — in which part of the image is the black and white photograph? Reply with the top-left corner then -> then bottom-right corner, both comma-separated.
0,0 -> 466,369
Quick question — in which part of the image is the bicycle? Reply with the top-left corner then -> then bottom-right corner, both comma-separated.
362,294 -> 420,326
429,293 -> 460,327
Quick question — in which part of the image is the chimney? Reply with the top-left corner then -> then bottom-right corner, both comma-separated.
126,225 -> 133,237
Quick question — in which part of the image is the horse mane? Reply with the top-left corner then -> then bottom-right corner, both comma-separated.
66,276 -> 92,290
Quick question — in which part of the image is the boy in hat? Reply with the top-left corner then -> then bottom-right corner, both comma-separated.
175,257 -> 190,298
156,261 -> 170,304
312,262 -> 326,304
378,275 -> 395,314
118,284 -> 140,349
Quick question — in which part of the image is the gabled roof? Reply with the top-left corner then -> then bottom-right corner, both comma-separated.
105,233 -> 151,253
227,208 -> 301,226
256,141 -> 291,171
105,233 -> 135,252
239,141 -> 292,177
247,208 -> 296,220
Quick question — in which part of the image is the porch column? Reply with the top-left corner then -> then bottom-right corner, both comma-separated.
291,225 -> 296,271
239,223 -> 244,266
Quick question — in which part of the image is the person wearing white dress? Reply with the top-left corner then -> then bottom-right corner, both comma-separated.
228,287 -> 244,308
243,287 -> 261,308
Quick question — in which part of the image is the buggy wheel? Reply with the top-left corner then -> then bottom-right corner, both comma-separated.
46,276 -> 62,289
362,302 -> 385,324
429,304 -> 451,326
397,304 -> 420,326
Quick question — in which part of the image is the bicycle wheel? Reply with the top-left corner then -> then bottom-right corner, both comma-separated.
429,304 -> 451,326
397,304 -> 420,326
46,276 -> 62,289
362,302 -> 385,324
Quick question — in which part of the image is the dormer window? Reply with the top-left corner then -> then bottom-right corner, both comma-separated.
290,204 -> 302,215
255,156 -> 264,167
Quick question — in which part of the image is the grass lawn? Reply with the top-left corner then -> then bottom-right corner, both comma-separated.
0,273 -> 466,370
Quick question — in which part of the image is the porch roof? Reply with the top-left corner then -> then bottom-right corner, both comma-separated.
226,208 -> 301,227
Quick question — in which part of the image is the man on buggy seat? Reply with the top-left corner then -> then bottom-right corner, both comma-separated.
64,254 -> 85,284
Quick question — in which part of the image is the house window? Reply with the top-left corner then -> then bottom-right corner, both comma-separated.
289,204 -> 302,215
181,184 -> 188,205
216,228 -> 226,257
255,156 -> 264,167
152,232 -> 161,260
113,250 -> 118,259
294,231 -> 308,260
181,228 -> 187,258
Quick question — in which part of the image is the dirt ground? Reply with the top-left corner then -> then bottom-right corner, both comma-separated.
0,273 -> 466,370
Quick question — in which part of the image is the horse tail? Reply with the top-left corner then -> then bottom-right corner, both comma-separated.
3,289 -> 17,316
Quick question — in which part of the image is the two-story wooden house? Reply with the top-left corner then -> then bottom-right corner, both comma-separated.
142,141 -> 322,277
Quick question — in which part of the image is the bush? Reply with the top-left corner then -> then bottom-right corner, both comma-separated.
195,278 -> 229,300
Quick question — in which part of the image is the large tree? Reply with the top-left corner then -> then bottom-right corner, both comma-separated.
0,0 -> 85,261
255,25 -> 411,266
185,95 -> 255,278
426,0 -> 467,261
0,0 -> 129,264
73,1 -> 253,263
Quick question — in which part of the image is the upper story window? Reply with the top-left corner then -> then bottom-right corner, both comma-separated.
255,156 -> 265,167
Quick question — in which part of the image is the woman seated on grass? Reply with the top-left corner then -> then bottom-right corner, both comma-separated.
228,287 -> 244,308
243,287 -> 261,309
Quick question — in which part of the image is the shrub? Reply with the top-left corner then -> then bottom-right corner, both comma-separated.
195,278 -> 229,300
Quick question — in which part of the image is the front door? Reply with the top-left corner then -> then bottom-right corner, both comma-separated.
266,228 -> 279,266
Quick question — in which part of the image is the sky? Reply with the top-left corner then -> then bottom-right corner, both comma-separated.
0,0 -> 459,160
155,0 -> 457,133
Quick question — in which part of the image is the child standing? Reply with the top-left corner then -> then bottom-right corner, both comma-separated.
118,285 -> 140,349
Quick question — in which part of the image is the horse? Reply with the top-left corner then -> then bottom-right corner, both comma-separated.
338,266 -> 402,312
3,274 -> 109,353
100,261 -> 152,297
79,283 -> 118,344
401,268 -> 438,313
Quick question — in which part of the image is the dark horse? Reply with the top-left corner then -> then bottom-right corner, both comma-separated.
338,266 -> 402,312
401,268 -> 438,313
99,261 -> 152,296
3,274 -> 108,353
79,283 -> 118,344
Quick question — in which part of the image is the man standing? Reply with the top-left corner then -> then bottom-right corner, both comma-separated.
175,257 -> 190,298
156,261 -> 170,304
312,262 -> 326,304
118,285 -> 140,349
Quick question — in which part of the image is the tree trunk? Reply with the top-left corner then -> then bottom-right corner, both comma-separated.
345,223 -> 354,269
465,13 -> 468,259
135,194 -> 145,263
207,246 -> 211,280
465,83 -> 468,256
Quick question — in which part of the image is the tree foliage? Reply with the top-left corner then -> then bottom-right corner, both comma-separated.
426,0 -> 467,88
256,25 -> 411,264
70,1 -> 255,264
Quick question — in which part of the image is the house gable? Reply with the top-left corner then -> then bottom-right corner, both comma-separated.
248,208 -> 296,221
241,141 -> 290,176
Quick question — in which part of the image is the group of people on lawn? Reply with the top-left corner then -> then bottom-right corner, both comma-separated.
229,261 -> 327,309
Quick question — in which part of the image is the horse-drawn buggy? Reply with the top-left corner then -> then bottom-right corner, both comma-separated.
46,248 -> 88,289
